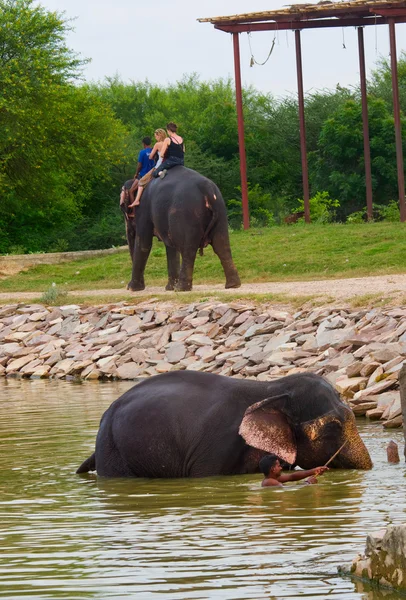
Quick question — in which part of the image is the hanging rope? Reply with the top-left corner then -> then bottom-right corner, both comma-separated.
342,27 -> 346,50
247,32 -> 276,67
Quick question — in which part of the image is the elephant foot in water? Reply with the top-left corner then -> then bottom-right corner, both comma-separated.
127,280 -> 145,292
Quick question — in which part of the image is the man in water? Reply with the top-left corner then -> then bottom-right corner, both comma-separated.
260,454 -> 329,487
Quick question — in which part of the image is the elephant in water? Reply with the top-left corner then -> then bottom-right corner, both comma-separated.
125,166 -> 241,292
77,372 -> 372,478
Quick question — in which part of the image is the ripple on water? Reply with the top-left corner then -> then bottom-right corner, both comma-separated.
0,379 -> 405,599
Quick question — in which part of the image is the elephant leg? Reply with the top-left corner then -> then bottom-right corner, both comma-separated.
176,247 -> 197,291
126,219 -> 136,262
128,227 -> 153,291
211,229 -> 241,289
165,246 -> 180,291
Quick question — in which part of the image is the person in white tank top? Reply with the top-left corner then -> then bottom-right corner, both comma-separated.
129,128 -> 166,207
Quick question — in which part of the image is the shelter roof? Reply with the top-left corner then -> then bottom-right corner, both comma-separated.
198,0 -> 406,25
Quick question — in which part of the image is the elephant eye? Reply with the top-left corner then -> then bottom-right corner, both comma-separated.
302,414 -> 342,441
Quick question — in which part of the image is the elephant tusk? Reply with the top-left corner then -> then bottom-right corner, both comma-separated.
324,440 -> 349,467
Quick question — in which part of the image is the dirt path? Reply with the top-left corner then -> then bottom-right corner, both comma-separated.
1,273 -> 406,304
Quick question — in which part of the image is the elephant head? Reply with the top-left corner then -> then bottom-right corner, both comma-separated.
239,393 -> 372,470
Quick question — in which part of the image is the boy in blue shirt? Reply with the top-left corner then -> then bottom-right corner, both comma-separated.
136,137 -> 155,179
129,137 -> 155,209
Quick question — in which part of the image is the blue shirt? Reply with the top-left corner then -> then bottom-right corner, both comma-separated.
138,148 -> 155,177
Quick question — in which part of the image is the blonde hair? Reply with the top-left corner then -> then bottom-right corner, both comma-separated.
154,128 -> 166,141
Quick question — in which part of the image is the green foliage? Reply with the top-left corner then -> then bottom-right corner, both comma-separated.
312,95 -> 405,219
0,0 -> 127,253
347,200 -> 400,223
294,191 -> 340,223
1,1 -> 406,253
40,283 -> 68,305
228,184 -> 276,228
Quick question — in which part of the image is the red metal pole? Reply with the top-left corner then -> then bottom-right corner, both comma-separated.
388,19 -> 406,222
295,29 -> 310,223
357,27 -> 374,221
232,32 -> 250,229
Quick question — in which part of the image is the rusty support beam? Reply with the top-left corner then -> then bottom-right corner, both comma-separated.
214,15 -> 406,33
232,32 -> 250,229
295,29 -> 310,223
357,27 -> 373,221
388,19 -> 406,222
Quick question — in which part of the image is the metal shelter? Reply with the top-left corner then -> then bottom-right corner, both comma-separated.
199,0 -> 406,228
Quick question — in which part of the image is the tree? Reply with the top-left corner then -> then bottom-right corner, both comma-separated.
311,97 -> 405,218
0,0 -> 127,252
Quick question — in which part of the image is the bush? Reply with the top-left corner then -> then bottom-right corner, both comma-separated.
347,200 -> 401,223
40,284 -> 68,305
228,183 -> 276,229
293,191 -> 340,223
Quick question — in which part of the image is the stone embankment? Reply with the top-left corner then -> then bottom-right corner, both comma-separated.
340,525 -> 406,593
0,301 -> 405,428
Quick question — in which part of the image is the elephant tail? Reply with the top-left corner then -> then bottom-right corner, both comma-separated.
199,194 -> 218,255
76,452 -> 96,474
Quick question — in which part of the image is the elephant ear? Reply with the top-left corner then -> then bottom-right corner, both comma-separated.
238,396 -> 297,465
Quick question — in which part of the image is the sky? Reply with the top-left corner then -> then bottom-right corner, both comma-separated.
38,0 -> 406,98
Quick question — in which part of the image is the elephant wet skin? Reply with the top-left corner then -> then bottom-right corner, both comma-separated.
77,371 -> 373,478
124,166 -> 241,292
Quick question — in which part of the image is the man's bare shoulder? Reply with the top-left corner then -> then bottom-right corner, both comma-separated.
262,478 -> 283,488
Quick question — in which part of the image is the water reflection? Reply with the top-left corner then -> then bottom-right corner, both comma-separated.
0,378 -> 405,599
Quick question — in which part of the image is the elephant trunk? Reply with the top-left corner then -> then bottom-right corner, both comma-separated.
332,420 -> 373,470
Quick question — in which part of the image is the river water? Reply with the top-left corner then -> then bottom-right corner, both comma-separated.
0,378 -> 405,600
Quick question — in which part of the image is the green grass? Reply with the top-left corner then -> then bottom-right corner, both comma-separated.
1,222 -> 406,293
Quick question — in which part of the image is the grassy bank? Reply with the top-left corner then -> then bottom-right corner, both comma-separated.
1,222 -> 406,293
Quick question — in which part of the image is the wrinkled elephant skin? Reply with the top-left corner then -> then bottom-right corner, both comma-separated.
125,167 -> 241,292
77,372 -> 372,478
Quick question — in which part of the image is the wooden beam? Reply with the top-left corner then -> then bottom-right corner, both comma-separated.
215,15 -> 406,33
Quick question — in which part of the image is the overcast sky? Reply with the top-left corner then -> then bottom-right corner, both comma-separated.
38,0 -> 406,98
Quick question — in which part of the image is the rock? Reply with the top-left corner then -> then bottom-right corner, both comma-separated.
360,361 -> 381,377
0,342 -> 21,357
130,348 -> 148,364
31,365 -> 50,378
351,401 -> 378,416
121,315 -> 142,333
366,407 -> 384,420
387,440 -> 400,463
353,379 -> 396,400
387,395 -> 402,420
383,415 -> 403,428
165,342 -> 186,363
366,366 -> 384,387
155,361 -> 173,373
346,361 -> 363,377
20,359 -> 42,375
371,348 -> 401,363
6,354 -> 38,373
186,334 -> 213,347
316,319 -> 355,348
335,377 -> 368,395
115,362 -> 143,379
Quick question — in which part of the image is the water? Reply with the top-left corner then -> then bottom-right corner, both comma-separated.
0,378 -> 405,599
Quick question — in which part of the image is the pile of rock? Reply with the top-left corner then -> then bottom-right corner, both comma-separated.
0,301 -> 405,428
340,525 -> 406,593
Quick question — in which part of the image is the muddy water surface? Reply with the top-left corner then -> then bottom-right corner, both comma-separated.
0,378 -> 405,599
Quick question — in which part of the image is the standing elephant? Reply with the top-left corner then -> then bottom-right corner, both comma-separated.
125,166 -> 241,292
77,371 -> 372,478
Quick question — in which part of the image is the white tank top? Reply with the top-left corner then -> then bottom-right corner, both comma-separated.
156,151 -> 163,168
